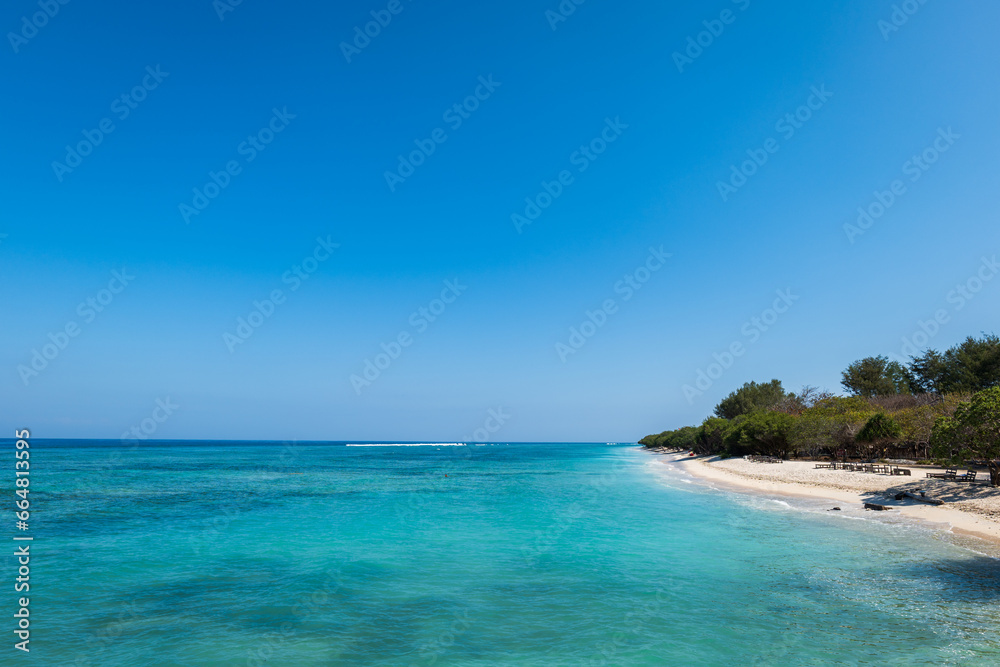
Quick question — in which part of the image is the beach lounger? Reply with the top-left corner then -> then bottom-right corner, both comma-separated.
926,469 -> 957,480
956,470 -> 977,483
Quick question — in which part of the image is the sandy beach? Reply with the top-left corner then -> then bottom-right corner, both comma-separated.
656,452 -> 1000,546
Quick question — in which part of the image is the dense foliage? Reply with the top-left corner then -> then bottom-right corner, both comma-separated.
857,413 -> 903,443
723,411 -> 795,458
841,356 -> 911,397
837,336 -> 999,397
640,332 -> 998,474
713,380 -> 788,419
930,387 -> 1000,462
909,335 -> 1000,394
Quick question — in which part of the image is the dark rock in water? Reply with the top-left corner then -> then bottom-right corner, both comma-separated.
828,507 -> 841,511
864,503 -> 892,511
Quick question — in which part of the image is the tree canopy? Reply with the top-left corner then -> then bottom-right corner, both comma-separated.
910,335 -> 1000,394
857,413 -> 903,443
714,380 -> 789,420
723,411 -> 795,458
931,387 -> 1000,461
640,330 -> 999,469
841,356 -> 911,397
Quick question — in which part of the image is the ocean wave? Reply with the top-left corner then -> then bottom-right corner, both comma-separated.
346,443 -> 466,447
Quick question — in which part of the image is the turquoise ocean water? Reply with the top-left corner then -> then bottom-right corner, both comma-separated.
6,440 -> 1000,665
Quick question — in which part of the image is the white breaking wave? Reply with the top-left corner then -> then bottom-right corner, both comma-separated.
345,443 -> 466,447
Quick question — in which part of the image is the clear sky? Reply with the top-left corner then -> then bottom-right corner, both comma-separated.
3,0 -> 998,442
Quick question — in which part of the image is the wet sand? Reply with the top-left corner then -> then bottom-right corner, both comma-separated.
657,453 -> 1000,546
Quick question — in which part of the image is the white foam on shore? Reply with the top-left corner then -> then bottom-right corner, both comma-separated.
643,451 -> 1000,559
346,443 -> 465,447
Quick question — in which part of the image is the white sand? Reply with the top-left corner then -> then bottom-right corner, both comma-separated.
657,453 -> 1000,546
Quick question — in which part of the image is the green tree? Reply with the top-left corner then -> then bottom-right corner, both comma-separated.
856,412 -> 904,460
890,394 -> 968,447
723,411 -> 795,458
714,380 -> 789,420
695,417 -> 731,456
787,396 -> 882,458
910,335 -> 1000,394
857,413 -> 903,443
930,386 -> 1000,464
639,432 -> 663,448
664,426 -> 699,451
907,349 -> 947,394
841,356 -> 911,397
789,410 -> 841,458
640,426 -> 699,450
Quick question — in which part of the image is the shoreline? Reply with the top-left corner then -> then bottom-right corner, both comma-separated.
655,452 -> 1000,548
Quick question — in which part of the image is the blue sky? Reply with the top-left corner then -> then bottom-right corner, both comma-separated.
2,0 -> 998,442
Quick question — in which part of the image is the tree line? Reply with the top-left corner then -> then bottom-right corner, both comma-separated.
640,334 -> 1000,481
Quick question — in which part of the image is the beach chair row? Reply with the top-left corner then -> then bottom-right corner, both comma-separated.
925,469 -> 978,483
814,462 -> 911,476
746,455 -> 782,464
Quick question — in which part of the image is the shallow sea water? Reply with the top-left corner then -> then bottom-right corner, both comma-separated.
7,441 -> 1000,665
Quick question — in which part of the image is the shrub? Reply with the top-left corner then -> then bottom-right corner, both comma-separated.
931,387 -> 1000,463
857,413 -> 903,443
723,411 -> 795,458
714,380 -> 789,420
